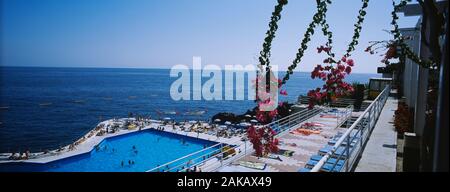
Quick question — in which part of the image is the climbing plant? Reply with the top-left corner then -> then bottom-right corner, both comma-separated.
366,0 -> 437,69
306,0 -> 370,108
257,0 -> 288,73
281,0 -> 332,84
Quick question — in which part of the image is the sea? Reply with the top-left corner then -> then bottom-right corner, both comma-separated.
0,67 -> 379,152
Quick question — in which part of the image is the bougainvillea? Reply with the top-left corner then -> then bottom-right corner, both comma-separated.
253,70 -> 287,124
247,125 -> 279,157
248,0 -> 288,155
307,49 -> 355,109
306,0 -> 369,108
366,0 -> 436,69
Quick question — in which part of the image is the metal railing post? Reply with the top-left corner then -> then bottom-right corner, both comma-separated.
346,135 -> 350,172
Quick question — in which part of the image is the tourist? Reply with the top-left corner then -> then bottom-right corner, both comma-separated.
121,161 -> 124,167
8,152 -> 16,160
25,150 -> 30,160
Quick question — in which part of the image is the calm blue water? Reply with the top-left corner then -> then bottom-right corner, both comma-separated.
0,67 -> 379,152
0,129 -> 218,172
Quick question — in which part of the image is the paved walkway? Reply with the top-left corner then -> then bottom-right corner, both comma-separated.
355,97 -> 398,172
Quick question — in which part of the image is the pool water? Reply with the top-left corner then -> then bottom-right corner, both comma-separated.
0,130 -> 219,172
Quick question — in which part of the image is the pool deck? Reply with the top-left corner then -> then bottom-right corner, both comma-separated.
0,119 -> 244,165
216,108 -> 356,172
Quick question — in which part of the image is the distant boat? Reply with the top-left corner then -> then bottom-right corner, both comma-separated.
184,110 -> 207,116
0,106 -> 9,110
72,100 -> 85,103
163,111 -> 178,115
155,109 -> 178,115
39,102 -> 52,106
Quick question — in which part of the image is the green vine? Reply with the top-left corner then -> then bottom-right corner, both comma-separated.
319,0 -> 369,64
390,0 -> 435,69
258,0 -> 288,72
344,0 -> 369,58
281,0 -> 331,84
281,0 -> 369,84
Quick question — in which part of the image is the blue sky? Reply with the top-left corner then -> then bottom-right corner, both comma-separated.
1,0 -> 419,73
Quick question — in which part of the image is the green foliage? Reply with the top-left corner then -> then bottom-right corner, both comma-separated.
281,0 -> 331,84
258,0 -> 289,72
281,0 -> 370,85
390,0 -> 435,69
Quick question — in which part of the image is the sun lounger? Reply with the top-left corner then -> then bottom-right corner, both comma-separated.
318,145 -> 351,158
310,154 -> 346,166
277,149 -> 295,157
305,159 -> 345,172
298,167 -> 311,172
320,114 -> 339,118
236,161 -> 267,170
305,159 -> 319,168
265,154 -> 282,161
321,163 -> 344,172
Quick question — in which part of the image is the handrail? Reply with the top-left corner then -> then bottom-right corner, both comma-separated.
310,85 -> 391,172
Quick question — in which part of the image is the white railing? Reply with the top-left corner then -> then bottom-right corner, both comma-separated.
267,107 -> 323,136
310,85 -> 391,172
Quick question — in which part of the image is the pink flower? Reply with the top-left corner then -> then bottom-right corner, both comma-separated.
337,64 -> 345,72
345,66 -> 352,74
341,56 -> 347,62
317,46 -> 324,53
346,59 -> 354,66
279,90 -> 288,96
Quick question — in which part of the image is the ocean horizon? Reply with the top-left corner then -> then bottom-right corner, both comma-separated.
0,66 -> 380,152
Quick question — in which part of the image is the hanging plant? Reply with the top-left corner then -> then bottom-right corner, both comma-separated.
254,0 -> 288,124
365,30 -> 412,65
385,0 -> 436,69
306,0 -> 370,109
281,0 -> 332,85
258,0 -> 288,72
248,0 -> 288,155
247,125 -> 279,157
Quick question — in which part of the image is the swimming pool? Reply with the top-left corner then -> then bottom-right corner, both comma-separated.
0,129 -> 219,172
